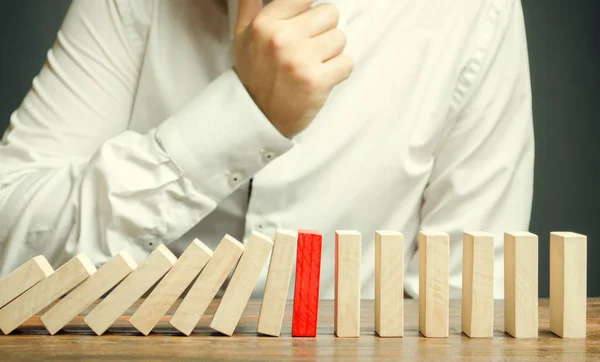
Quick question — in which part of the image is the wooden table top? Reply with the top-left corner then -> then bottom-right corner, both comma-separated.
0,298 -> 598,361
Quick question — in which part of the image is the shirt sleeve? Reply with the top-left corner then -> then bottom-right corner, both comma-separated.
404,0 -> 534,299
0,0 -> 293,274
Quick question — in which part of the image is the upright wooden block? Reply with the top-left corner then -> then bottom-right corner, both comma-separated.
210,231 -> 274,336
550,232 -> 587,338
84,245 -> 177,335
375,231 -> 404,337
257,230 -> 298,336
170,235 -> 244,336
292,230 -> 322,337
335,230 -> 361,338
41,251 -> 137,335
462,231 -> 494,338
0,254 -> 96,334
504,231 -> 538,338
129,240 -> 213,335
0,256 -> 54,309
418,231 -> 449,338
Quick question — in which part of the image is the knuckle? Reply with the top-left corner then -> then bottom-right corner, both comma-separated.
298,68 -> 320,91
268,31 -> 288,53
249,16 -> 268,36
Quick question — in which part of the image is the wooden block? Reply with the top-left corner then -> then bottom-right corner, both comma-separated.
0,256 -> 54,309
504,231 -> 538,338
0,254 -> 96,334
375,231 -> 404,337
170,235 -> 244,336
40,252 -> 137,335
335,230 -> 361,338
84,245 -> 176,335
292,230 -> 322,337
210,231 -> 274,336
550,232 -> 587,338
461,231 -> 494,338
418,231 -> 449,338
129,239 -> 213,335
257,229 -> 298,337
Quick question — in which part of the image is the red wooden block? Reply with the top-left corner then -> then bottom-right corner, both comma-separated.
292,230 -> 323,337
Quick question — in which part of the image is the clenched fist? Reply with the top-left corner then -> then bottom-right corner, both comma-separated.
233,0 -> 353,138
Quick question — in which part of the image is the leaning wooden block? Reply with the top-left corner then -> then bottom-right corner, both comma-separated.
257,230 -> 298,337
550,232 -> 587,338
130,239 -> 213,336
0,254 -> 96,335
40,251 -> 137,335
335,230 -> 361,338
292,230 -> 322,337
504,231 -> 538,338
170,235 -> 244,336
210,231 -> 274,336
375,231 -> 404,337
0,255 -> 54,309
462,231 -> 494,338
418,231 -> 449,338
84,245 -> 177,335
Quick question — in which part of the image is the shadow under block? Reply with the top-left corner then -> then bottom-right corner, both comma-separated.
335,230 -> 361,338
210,231 -> 274,336
0,255 -> 54,309
550,232 -> 587,338
292,230 -> 322,337
418,231 -> 449,338
0,254 -> 96,334
375,231 -> 404,337
170,235 -> 244,336
504,232 -> 538,338
41,252 -> 137,335
84,245 -> 177,335
461,232 -> 494,338
257,230 -> 298,336
129,240 -> 213,336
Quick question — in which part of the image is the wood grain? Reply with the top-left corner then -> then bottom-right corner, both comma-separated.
462,231 -> 494,337
0,299 -> 598,361
84,245 -> 177,335
504,231 -> 538,338
0,254 -> 96,334
292,230 -> 322,337
550,232 -> 587,338
0,255 -> 54,309
257,230 -> 297,337
419,231 -> 449,338
41,252 -> 137,335
375,231 -> 404,337
129,240 -> 212,336
335,230 -> 361,338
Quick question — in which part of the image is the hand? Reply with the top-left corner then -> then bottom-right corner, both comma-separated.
233,0 -> 353,138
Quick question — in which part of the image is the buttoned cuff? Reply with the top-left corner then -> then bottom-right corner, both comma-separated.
157,69 -> 294,201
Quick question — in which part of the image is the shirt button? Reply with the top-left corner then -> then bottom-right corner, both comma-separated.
261,150 -> 277,164
229,171 -> 243,187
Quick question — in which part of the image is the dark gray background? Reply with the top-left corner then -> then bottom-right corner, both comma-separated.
0,1 -> 598,296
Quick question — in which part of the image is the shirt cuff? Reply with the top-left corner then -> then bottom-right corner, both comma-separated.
156,69 -> 294,201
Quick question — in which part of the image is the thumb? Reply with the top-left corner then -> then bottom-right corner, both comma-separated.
236,0 -> 263,34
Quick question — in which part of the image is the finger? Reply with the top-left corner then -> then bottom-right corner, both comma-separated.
288,3 -> 339,38
319,53 -> 354,87
310,28 -> 346,62
261,0 -> 315,20
235,0 -> 263,34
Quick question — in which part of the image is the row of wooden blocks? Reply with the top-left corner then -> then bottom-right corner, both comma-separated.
0,230 -> 587,338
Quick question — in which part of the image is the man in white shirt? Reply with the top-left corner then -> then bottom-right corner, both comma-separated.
0,0 -> 534,299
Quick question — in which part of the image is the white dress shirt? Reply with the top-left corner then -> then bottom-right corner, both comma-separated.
0,0 -> 534,299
